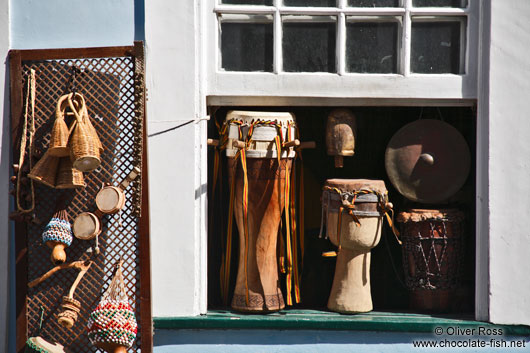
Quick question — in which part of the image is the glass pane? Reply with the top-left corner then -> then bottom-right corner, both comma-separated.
222,0 -> 273,5
284,0 -> 337,6
348,0 -> 400,7
283,17 -> 336,72
411,20 -> 462,74
346,20 -> 398,73
221,20 -> 273,72
412,0 -> 467,7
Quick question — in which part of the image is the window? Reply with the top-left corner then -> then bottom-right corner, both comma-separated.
207,0 -> 479,101
205,0 -> 480,316
215,0 -> 469,75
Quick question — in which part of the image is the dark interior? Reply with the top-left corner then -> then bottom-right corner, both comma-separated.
207,105 -> 476,315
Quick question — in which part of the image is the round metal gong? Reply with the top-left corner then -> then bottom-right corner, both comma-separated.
385,119 -> 470,203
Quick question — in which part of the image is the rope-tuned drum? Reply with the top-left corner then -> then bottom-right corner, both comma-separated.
321,179 -> 395,313
397,209 -> 465,312
222,110 -> 300,312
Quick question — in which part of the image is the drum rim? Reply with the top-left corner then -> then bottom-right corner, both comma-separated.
397,208 -> 465,223
27,336 -> 65,352
226,110 -> 295,121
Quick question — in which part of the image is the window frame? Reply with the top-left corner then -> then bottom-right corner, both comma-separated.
207,0 -> 479,101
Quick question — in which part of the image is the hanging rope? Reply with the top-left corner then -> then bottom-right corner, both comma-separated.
16,69 -> 36,214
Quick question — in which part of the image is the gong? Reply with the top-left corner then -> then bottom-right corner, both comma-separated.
385,119 -> 470,203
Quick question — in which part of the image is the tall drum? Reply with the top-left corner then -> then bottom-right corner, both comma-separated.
322,179 -> 390,313
225,110 -> 297,313
397,209 -> 465,312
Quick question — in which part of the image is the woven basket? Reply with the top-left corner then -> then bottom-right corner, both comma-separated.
82,104 -> 104,154
28,150 -> 59,188
68,94 -> 101,172
56,156 -> 86,189
48,94 -> 71,157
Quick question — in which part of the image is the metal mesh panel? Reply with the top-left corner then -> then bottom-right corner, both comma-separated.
22,56 -> 143,352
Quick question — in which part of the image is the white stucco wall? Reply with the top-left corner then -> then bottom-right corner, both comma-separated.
487,0 -> 530,326
145,0 -> 207,317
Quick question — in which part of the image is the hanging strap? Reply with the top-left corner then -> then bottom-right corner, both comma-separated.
16,69 -> 36,214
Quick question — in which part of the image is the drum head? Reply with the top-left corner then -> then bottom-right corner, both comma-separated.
226,110 -> 295,125
26,337 -> 65,353
385,119 -> 470,203
96,187 -> 122,213
73,213 -> 98,240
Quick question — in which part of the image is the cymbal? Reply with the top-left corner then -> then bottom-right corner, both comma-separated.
385,119 -> 470,203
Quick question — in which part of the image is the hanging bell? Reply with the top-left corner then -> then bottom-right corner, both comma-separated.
48,94 -> 72,157
28,150 -> 60,188
68,93 -> 101,172
56,157 -> 86,189
325,109 -> 357,168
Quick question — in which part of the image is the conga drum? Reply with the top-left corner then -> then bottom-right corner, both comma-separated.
397,209 -> 465,312
25,337 -> 65,353
225,110 -> 297,312
322,179 -> 390,313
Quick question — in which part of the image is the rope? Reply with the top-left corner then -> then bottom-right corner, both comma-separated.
217,118 -> 302,307
320,186 -> 401,257
16,69 -> 36,213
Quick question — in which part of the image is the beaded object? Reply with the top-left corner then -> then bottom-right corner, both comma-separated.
87,299 -> 137,348
42,216 -> 73,246
87,259 -> 137,350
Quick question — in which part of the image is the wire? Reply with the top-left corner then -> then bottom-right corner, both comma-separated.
147,119 -> 195,137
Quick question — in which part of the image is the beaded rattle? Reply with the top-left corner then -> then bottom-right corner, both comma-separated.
87,259 -> 137,353
42,205 -> 73,264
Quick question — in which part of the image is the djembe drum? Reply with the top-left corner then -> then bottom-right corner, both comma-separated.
224,110 -> 298,312
322,179 -> 392,313
398,209 -> 465,312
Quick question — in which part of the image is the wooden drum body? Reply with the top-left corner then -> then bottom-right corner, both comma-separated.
322,179 -> 387,314
225,111 -> 296,313
397,209 -> 465,312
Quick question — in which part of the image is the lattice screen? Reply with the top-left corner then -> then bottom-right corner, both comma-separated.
13,46 -> 147,353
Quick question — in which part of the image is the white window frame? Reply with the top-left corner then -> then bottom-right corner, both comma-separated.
207,0 -> 479,104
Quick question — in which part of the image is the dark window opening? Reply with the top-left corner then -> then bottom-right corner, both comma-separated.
207,106 -> 476,315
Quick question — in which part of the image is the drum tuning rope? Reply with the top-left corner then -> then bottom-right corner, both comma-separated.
320,187 -> 401,258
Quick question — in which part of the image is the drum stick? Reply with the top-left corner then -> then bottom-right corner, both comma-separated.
283,139 -> 300,148
67,261 -> 92,298
207,138 -> 219,146
28,260 -> 92,288
233,140 -> 246,149
298,141 -> 316,150
120,166 -> 141,189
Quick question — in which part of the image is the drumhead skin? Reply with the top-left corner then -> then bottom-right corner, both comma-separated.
96,186 -> 124,214
73,212 -> 99,240
385,119 -> 470,203
26,337 -> 65,353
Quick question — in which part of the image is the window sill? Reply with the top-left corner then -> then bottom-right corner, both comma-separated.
154,310 -> 530,336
